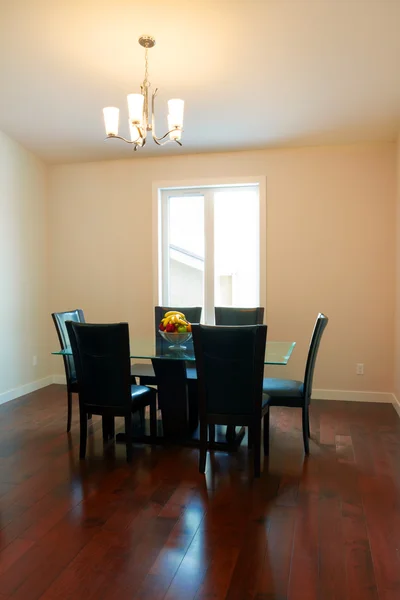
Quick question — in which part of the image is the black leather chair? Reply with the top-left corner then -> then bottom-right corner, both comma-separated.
52,309 -> 86,432
66,322 -> 157,462
215,307 -> 264,325
131,306 -> 202,385
215,307 -> 264,441
192,324 -> 269,477
262,313 -> 328,455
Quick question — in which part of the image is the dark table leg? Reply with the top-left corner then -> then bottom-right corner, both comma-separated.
151,358 -> 191,438
226,425 -> 237,442
187,378 -> 199,433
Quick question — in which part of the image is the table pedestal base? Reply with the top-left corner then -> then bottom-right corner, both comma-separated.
115,417 -> 246,452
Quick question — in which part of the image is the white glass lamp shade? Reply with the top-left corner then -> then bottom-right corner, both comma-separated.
103,107 -> 119,136
168,114 -> 182,141
168,99 -> 184,128
127,93 -> 144,125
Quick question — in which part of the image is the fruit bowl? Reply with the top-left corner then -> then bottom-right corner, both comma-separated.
159,330 -> 193,350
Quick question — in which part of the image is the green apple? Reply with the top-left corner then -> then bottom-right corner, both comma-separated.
177,325 -> 187,333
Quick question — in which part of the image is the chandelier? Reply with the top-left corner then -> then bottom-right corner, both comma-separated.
102,35 -> 184,151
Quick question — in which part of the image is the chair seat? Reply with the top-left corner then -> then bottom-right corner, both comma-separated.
131,384 -> 156,410
262,378 -> 304,399
131,363 -> 197,381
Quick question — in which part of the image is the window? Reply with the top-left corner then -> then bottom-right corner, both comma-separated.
156,180 -> 265,324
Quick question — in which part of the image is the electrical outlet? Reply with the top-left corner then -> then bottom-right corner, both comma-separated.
356,363 -> 364,375
32,355 -> 38,367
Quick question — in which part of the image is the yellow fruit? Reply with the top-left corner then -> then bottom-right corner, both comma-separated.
176,317 -> 188,326
164,310 -> 186,319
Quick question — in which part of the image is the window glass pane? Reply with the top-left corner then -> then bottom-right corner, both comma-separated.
214,189 -> 259,307
168,195 -> 204,308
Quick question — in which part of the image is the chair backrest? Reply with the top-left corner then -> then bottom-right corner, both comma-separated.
52,309 -> 85,384
303,313 -> 329,399
214,307 -> 264,326
66,322 -> 132,411
192,324 -> 267,417
155,306 -> 202,354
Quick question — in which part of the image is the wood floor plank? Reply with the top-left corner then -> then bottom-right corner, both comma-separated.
287,456 -> 319,600
0,538 -> 34,576
225,521 -> 269,600
359,475 -> 400,600
256,506 -> 296,600
133,487 -> 205,599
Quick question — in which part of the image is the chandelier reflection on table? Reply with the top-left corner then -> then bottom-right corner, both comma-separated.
103,35 -> 184,151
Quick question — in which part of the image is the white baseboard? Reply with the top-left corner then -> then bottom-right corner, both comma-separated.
0,376 -> 54,406
34,381 -> 400,405
392,394 -> 400,417
312,389 -> 394,404
2,377 -> 399,416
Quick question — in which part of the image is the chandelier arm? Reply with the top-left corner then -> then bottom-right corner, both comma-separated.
151,88 -> 183,145
152,131 -> 184,145
105,135 -> 140,145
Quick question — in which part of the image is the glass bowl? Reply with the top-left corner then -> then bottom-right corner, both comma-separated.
159,330 -> 192,350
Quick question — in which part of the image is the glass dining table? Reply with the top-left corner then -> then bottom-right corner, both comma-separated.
52,340 -> 296,450
53,340 -> 296,365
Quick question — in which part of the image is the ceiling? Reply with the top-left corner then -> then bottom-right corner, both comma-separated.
1,0 -> 400,164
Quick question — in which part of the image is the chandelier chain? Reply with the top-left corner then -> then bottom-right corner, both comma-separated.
144,48 -> 150,87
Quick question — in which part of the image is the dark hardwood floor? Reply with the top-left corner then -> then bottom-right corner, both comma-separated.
0,385 -> 400,599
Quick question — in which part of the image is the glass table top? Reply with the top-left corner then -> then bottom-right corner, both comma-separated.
52,340 -> 296,365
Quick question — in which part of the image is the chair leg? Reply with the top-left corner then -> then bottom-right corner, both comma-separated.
125,414 -> 133,463
302,405 -> 310,455
307,404 -> 311,438
199,420 -> 207,474
139,407 -> 145,430
102,416 -> 114,442
67,391 -> 72,433
149,398 -> 157,439
79,408 -> 87,460
263,408 -> 270,456
248,427 -> 253,449
208,424 -> 215,444
253,420 -> 261,478
226,425 -> 236,442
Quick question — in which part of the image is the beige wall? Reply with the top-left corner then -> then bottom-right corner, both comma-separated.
48,143 -> 396,393
0,130 -> 49,400
395,135 -> 400,400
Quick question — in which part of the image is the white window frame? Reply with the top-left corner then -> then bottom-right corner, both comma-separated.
152,176 -> 267,322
